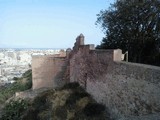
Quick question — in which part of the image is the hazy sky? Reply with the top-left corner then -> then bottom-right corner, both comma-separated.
0,0 -> 115,48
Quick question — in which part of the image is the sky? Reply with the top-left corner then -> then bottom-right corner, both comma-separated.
0,0 -> 115,48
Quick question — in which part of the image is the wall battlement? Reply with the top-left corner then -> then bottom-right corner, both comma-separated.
32,34 -> 160,119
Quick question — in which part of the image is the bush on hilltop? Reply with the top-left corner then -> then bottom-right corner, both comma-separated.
0,69 -> 32,104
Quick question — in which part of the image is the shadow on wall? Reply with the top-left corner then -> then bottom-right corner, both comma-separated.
53,60 -> 68,88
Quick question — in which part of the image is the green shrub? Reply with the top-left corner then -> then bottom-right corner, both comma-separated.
22,69 -> 32,78
66,91 -> 90,106
83,103 -> 105,117
0,69 -> 32,104
54,106 -> 67,119
13,77 -> 19,81
22,90 -> 53,120
1,99 -> 29,120
61,82 -> 80,90
32,95 -> 48,111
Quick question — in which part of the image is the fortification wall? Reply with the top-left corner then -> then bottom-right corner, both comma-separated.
69,34 -> 160,119
31,34 -> 160,119
70,48 -> 115,88
32,55 -> 66,89
69,34 -> 121,88
87,62 -> 160,119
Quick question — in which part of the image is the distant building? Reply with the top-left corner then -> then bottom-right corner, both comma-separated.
7,52 -> 17,59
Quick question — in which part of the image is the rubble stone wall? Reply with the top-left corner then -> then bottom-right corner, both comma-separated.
31,34 -> 160,119
87,62 -> 160,119
69,34 -> 160,119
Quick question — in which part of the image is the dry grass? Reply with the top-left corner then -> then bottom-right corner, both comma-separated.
20,82 -> 110,120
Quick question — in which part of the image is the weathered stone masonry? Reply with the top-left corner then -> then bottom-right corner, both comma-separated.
32,54 -> 67,89
32,34 -> 160,119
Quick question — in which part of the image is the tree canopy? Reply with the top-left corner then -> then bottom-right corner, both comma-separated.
96,0 -> 160,66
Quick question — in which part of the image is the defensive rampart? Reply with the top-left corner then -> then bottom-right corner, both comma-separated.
32,34 -> 160,119
68,34 -> 160,119
32,55 -> 67,89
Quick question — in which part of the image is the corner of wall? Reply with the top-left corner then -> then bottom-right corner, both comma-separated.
113,49 -> 122,61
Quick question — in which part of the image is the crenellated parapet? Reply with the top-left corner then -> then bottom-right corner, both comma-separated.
32,34 -> 123,90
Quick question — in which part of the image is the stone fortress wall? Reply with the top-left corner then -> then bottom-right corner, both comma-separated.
32,53 -> 67,89
32,34 -> 160,119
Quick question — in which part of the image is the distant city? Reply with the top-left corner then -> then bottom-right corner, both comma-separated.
0,48 -> 62,86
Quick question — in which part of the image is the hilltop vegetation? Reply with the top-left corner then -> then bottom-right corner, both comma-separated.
0,69 -> 32,104
1,82 -> 111,120
0,70 -> 110,120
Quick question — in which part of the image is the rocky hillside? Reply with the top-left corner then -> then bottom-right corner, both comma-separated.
0,69 -> 32,118
1,82 -> 111,120
0,69 -> 32,104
